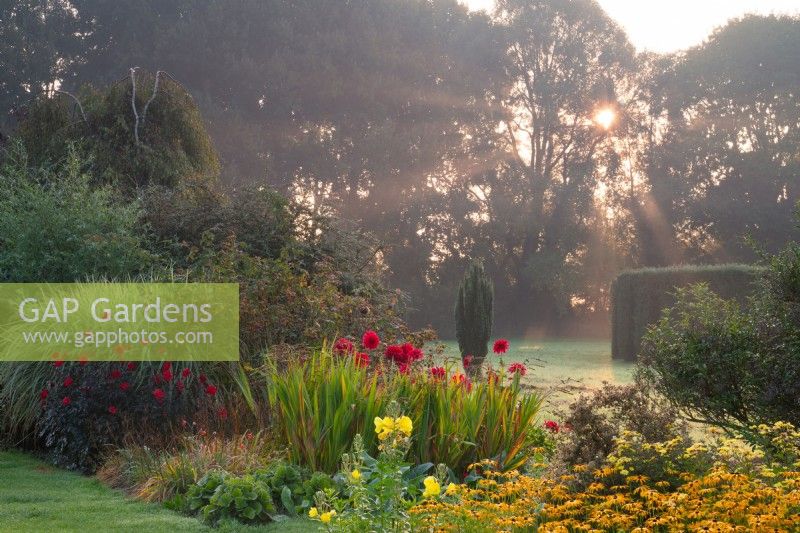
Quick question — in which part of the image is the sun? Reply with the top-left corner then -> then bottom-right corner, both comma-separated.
594,107 -> 616,130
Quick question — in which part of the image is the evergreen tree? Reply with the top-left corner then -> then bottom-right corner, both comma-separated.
454,261 -> 493,375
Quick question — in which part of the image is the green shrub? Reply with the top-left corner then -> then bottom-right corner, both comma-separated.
454,261 -> 493,374
638,277 -> 800,435
611,264 -> 761,361
186,471 -> 275,524
16,71 -> 219,190
552,382 -> 685,477
0,143 -> 155,282
254,461 -> 335,516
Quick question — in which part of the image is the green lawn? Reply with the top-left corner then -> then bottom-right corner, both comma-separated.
0,451 -> 313,533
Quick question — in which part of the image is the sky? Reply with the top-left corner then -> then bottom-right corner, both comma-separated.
462,0 -> 800,53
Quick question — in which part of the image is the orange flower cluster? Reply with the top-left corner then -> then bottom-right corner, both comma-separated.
412,459 -> 800,532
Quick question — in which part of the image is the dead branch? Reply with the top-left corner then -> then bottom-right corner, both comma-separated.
140,70 -> 164,130
54,90 -> 88,125
130,67 -> 140,145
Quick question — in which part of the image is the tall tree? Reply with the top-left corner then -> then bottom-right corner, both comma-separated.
0,0 -> 86,133
460,0 -> 635,331
648,15 -> 800,262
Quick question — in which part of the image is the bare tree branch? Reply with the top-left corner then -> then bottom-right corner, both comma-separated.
54,90 -> 88,125
141,70 -> 164,130
130,67 -> 140,145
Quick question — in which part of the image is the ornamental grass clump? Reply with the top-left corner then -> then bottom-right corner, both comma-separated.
265,334 -> 543,475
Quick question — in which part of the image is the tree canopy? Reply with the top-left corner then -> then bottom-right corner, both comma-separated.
2,1 -> 798,335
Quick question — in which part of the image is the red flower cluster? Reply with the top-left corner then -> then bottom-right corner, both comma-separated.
384,343 -> 423,366
544,420 -> 560,433
333,337 -> 354,354
430,366 -> 446,380
354,352 -> 370,368
362,330 -> 380,350
508,362 -> 527,376
493,339 -> 510,354
161,362 -> 173,382
152,388 -> 165,402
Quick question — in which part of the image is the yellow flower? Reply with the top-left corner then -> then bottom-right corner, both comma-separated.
308,507 -> 318,518
320,510 -> 336,523
423,476 -> 441,498
351,469 -> 362,481
395,415 -> 413,436
374,416 -> 395,440
446,482 -> 458,495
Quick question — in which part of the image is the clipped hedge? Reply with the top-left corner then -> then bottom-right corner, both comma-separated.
611,264 -> 761,361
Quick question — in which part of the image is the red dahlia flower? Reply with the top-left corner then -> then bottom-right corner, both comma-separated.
40,389 -> 49,400
161,368 -> 173,381
508,363 -> 527,376
333,338 -> 354,354
397,363 -> 410,375
385,344 -> 403,362
126,362 -> 136,371
61,396 -> 71,406
205,384 -> 218,396
152,388 -> 165,402
53,360 -> 64,367
119,381 -> 130,391
355,352 -> 370,367
181,367 -> 191,378
544,420 -> 559,433
63,376 -> 74,387
493,339 -> 510,354
108,405 -> 117,415
362,330 -> 380,350
109,369 -> 122,380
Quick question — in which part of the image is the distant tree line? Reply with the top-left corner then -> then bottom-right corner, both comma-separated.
2,0 -> 798,336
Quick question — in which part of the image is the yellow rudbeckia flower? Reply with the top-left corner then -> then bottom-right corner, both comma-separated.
308,507 -> 318,518
351,469 -> 361,481
446,482 -> 458,495
320,510 -> 336,523
422,476 -> 441,498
